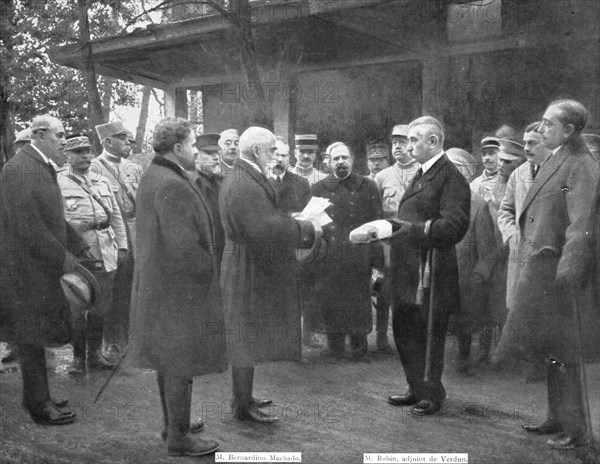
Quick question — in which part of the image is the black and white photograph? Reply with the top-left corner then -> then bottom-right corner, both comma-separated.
0,1 -> 599,463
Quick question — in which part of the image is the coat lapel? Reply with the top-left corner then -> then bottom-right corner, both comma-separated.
518,145 -> 571,222
400,153 -> 448,204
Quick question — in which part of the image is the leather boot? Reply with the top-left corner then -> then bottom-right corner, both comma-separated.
231,367 -> 277,424
165,375 -> 218,457
160,375 -> 205,441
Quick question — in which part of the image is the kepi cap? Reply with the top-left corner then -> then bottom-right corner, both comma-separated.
196,133 -> 221,152
366,142 -> 390,159
95,121 -> 128,141
65,136 -> 91,152
481,136 -> 500,150
391,124 -> 409,137
295,134 -> 318,149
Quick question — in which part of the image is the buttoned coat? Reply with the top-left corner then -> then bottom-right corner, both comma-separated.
311,173 -> 383,333
0,145 -> 87,346
219,159 -> 315,366
449,194 -> 498,335
497,162 -> 535,309
391,154 -> 471,314
271,170 -> 311,215
494,137 -> 600,364
129,156 -> 227,376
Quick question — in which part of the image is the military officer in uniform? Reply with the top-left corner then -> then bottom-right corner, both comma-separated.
59,136 -> 128,374
90,121 -> 142,358
290,134 -> 328,185
366,142 -> 390,180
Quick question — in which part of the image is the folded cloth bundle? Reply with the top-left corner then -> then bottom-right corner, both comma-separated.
349,220 -> 393,243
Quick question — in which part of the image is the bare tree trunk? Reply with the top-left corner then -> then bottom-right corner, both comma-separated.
134,86 -> 152,153
78,0 -> 105,152
229,0 -> 272,128
0,0 -> 15,166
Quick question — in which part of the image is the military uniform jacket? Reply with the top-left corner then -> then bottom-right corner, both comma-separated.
495,138 -> 600,364
58,170 -> 127,273
129,156 -> 227,376
391,154 -> 470,314
90,151 -> 142,221
0,145 -> 87,345
219,158 -> 315,365
312,173 -> 383,333
375,160 -> 420,218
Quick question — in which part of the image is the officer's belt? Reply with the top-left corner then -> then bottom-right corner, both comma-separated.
66,174 -> 112,223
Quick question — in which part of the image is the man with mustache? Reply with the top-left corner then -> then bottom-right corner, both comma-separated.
312,142 -> 383,361
58,136 -> 127,375
218,128 -> 239,174
375,124 -> 420,219
290,133 -> 327,185
1,114 -> 88,425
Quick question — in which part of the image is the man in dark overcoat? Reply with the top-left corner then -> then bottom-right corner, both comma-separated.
0,114 -> 88,425
494,100 -> 600,450
387,116 -> 470,416
267,138 -> 320,348
129,118 -> 226,457
312,142 -> 383,360
220,127 -> 319,424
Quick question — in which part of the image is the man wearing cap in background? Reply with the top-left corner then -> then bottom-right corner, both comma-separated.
365,141 -> 392,352
194,133 -> 226,263
290,134 -> 327,185
218,128 -> 240,174
471,136 -> 501,202
366,142 -> 390,180
375,124 -> 420,218
58,136 -> 128,375
1,114 -> 88,426
90,121 -> 142,360
480,136 -> 526,364
312,142 -> 383,361
12,128 -> 31,159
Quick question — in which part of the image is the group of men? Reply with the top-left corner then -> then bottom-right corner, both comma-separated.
1,97 -> 598,457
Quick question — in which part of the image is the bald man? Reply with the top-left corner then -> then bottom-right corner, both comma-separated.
220,127 -> 321,424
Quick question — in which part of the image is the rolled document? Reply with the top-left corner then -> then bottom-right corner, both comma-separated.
349,219 -> 393,243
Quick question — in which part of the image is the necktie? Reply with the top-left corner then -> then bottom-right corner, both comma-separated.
531,164 -> 538,180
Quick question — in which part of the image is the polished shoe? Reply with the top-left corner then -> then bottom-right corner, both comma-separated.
253,397 -> 272,408
87,352 -> 116,370
161,418 -> 205,441
68,357 -> 86,376
53,398 -> 69,409
1,350 -> 17,364
522,419 -> 562,435
547,433 -> 584,450
167,435 -> 219,457
232,401 -> 278,424
411,400 -> 441,416
104,344 -> 122,363
29,401 -> 76,426
388,393 -> 418,407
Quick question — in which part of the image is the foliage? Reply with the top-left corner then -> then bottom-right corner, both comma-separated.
7,0 -> 141,135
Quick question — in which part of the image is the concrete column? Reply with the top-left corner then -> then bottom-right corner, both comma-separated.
164,88 -> 188,119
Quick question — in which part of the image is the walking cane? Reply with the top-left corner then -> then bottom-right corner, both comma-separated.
93,344 -> 129,404
572,291 -> 595,452
423,249 -> 436,383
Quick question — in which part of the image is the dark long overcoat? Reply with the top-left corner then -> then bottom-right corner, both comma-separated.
391,155 -> 471,314
494,138 -> 600,364
219,159 -> 314,366
0,145 -> 86,346
311,173 -> 383,334
449,194 -> 498,335
129,156 -> 227,377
